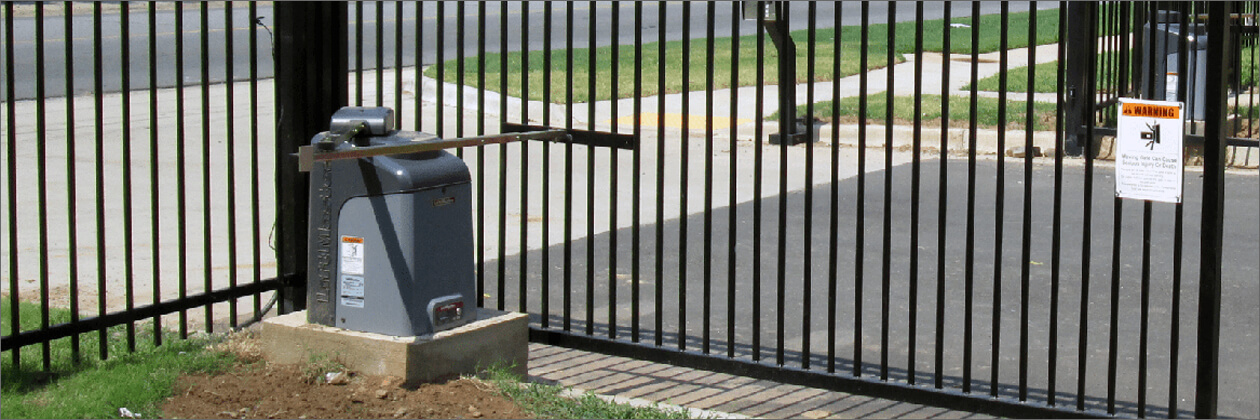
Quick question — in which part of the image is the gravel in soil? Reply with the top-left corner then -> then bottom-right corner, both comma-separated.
160,331 -> 531,419
161,362 -> 532,419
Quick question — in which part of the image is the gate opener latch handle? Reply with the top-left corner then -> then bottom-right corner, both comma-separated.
316,120 -> 372,151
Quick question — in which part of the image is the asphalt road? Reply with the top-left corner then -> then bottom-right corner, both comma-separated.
2,1 -> 1060,100
486,159 -> 1258,418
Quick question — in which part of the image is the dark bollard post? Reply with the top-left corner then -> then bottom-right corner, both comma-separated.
1195,2 -> 1233,418
274,2 -> 348,316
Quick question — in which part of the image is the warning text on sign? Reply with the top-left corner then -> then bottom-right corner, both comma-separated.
1115,98 -> 1184,204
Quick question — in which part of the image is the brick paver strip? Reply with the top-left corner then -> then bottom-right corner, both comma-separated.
526,343 -> 990,418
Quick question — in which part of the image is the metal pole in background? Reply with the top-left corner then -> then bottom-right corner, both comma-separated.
758,1 -> 802,146
1061,2 -> 1095,157
1196,2 -> 1233,418
274,2 -> 348,317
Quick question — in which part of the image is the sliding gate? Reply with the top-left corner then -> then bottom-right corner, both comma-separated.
268,2 -> 1253,417
6,2 -> 1255,418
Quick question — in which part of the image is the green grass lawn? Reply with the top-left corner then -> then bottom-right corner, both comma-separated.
969,48 -> 1260,94
967,60 -> 1061,94
1,302 -> 691,419
483,366 -> 690,419
426,9 -> 1060,103
1,300 -> 234,419
774,94 -> 1060,132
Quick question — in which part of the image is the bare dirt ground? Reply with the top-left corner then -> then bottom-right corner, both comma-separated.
159,332 -> 532,419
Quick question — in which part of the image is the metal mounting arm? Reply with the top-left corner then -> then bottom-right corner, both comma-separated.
297,129 -> 571,172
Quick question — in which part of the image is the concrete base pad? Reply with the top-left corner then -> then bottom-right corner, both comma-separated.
261,309 -> 528,384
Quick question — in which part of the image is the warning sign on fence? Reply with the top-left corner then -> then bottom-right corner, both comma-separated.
1116,98 -> 1185,204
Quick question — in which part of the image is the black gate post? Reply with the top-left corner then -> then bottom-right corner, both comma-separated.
273,2 -> 348,315
1061,2 -> 1096,157
1196,2 -> 1233,418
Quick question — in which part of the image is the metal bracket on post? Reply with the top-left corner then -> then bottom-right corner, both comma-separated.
747,1 -> 806,146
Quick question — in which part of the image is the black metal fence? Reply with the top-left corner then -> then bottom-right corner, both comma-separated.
2,1 -> 281,364
4,2 -> 1257,419
1064,1 -> 1260,156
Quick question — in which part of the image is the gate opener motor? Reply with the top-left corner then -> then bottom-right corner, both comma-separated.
299,106 -> 568,337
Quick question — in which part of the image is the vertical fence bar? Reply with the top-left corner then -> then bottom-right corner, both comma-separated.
680,1 -> 692,352
964,1 -> 979,393
632,1 -> 643,344
564,2 -> 574,333
249,2 -> 262,321
94,0 -> 111,357
516,1 -> 529,313
200,2 -> 213,334
485,1 -> 501,314
1196,3 -> 1231,417
802,1 -> 816,370
435,2 -> 444,136
466,3 -> 482,308
456,4 -> 465,150
1049,4 -> 1067,406
1169,6 -> 1191,415
355,1 -> 363,106
935,0 -> 952,390
510,1 -> 521,313
1078,3 -> 1100,411
414,2 -> 422,131
1138,5 -> 1160,418
173,1 -> 188,339
374,1 -> 383,107
480,1 -> 494,313
608,2 -> 620,341
703,1 -> 716,355
854,1 -> 869,377
880,2 -> 896,381
827,2 -> 842,374
65,1 -> 83,357
727,1 -> 740,359
122,1 -> 137,350
226,1 -> 239,329
992,3 -> 1008,398
586,0 -> 597,337
541,2 -> 552,330
1139,196 -> 1152,418
4,0 -> 18,368
909,1 -> 924,386
654,2 -> 666,347
774,0 -> 788,366
146,1 -> 163,344
35,1 -> 52,369
1106,2 -> 1133,413
1019,3 -> 1038,403
394,2 -> 403,127
752,2 -> 764,362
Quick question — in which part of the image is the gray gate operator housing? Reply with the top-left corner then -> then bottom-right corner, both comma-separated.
305,106 -> 476,337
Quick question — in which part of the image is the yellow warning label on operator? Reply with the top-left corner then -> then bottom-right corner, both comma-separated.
1121,102 -> 1180,119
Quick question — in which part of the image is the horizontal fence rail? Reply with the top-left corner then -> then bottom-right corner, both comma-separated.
4,2 -> 1257,419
